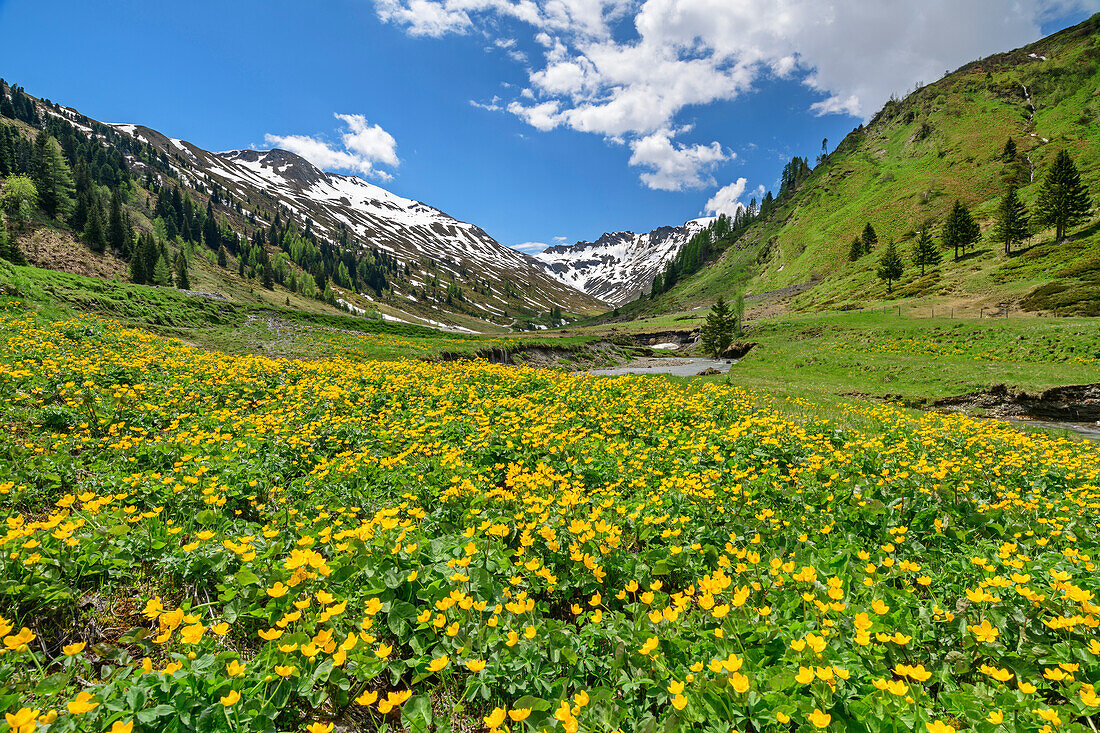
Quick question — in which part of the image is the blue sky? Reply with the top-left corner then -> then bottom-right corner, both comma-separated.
0,0 -> 1095,252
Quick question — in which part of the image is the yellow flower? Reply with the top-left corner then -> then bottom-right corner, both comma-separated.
220,690 -> 241,706
258,627 -> 284,641
62,641 -> 86,655
729,672 -> 750,693
509,708 -> 532,722
226,659 -> 246,676
4,627 -> 35,651
925,721 -> 955,733
796,666 -> 815,684
808,708 -> 831,729
306,723 -> 334,733
266,582 -> 289,598
968,619 -> 999,643
109,721 -> 134,733
484,708 -> 507,728
179,623 -> 205,644
67,691 -> 99,715
356,690 -> 379,706
5,708 -> 39,733
776,712 -> 790,724
427,655 -> 449,672
275,664 -> 296,677
466,659 -> 487,672
376,643 -> 393,659
987,710 -> 1004,724
671,694 -> 688,710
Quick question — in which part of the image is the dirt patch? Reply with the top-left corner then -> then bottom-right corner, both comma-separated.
933,383 -> 1100,421
437,340 -> 626,370
19,227 -> 130,280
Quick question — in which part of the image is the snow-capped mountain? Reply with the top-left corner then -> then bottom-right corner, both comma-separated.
105,124 -> 605,323
535,218 -> 713,305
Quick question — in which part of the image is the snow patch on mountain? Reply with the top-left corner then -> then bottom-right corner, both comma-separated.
535,218 -> 713,305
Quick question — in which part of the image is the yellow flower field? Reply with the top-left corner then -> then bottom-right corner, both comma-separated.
1,314 -> 1098,732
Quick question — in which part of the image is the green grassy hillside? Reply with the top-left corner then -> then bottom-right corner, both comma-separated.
639,14 -> 1100,317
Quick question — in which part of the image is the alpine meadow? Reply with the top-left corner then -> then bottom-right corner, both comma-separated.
1,5 -> 1099,733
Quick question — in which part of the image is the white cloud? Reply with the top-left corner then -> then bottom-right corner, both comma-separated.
628,131 -> 728,191
704,177 -> 747,218
265,114 -> 400,180
510,241 -> 551,253
371,0 -> 1097,186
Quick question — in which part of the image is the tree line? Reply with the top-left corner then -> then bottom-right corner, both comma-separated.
845,142 -> 1091,293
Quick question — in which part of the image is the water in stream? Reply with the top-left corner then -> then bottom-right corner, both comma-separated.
587,357 -> 733,377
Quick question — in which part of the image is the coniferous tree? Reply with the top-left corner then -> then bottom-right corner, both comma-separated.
700,297 -> 735,357
217,245 -> 228,268
848,235 -> 863,261
1001,138 -> 1017,163
107,189 -> 126,253
174,252 -> 190,289
861,223 -> 878,256
1034,150 -> 1091,242
129,243 -> 147,284
83,199 -> 107,253
912,228 -> 941,276
203,201 -> 220,250
994,184 -> 1030,254
153,253 -> 172,287
31,130 -> 75,220
942,200 -> 980,260
0,126 -> 14,177
877,240 -> 904,293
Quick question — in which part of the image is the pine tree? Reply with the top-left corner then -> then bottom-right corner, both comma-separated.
912,228 -> 941,276
877,240 -> 904,293
700,297 -> 735,356
942,200 -> 980,260
83,199 -> 107,253
108,189 -> 126,253
153,253 -> 172,287
1001,138 -> 1017,163
203,201 -> 220,250
174,252 -> 190,289
129,244 -> 147,284
994,184 -> 1030,254
848,235 -> 863,261
217,245 -> 228,268
1034,150 -> 1091,242
861,223 -> 878,256
0,126 -> 14,177
31,130 -> 75,220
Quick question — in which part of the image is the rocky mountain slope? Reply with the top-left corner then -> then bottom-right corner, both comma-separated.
535,218 -> 712,305
111,124 -> 604,326
1,87 -> 604,332
624,14 -> 1100,317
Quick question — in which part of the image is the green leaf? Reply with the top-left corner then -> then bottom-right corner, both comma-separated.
402,694 -> 434,733
137,704 -> 177,723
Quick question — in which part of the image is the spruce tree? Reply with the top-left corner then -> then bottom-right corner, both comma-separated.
994,184 -> 1029,254
129,245 -> 147,284
153,253 -> 172,287
700,297 -> 735,356
912,228 -> 941,276
217,245 -> 228,268
108,189 -> 126,253
1001,138 -> 1017,163
1034,150 -> 1091,241
877,240 -> 904,293
0,125 -> 13,177
942,200 -> 980,260
848,235 -> 863,261
83,200 -> 107,253
31,130 -> 75,220
861,223 -> 878,256
174,252 -> 190,289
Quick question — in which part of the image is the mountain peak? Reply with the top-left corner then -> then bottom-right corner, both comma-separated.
218,148 -> 328,187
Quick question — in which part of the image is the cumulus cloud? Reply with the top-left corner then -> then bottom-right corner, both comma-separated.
704,178 -> 748,218
509,241 -> 551,254
371,0 -> 1097,187
628,132 -> 729,191
265,114 -> 399,180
